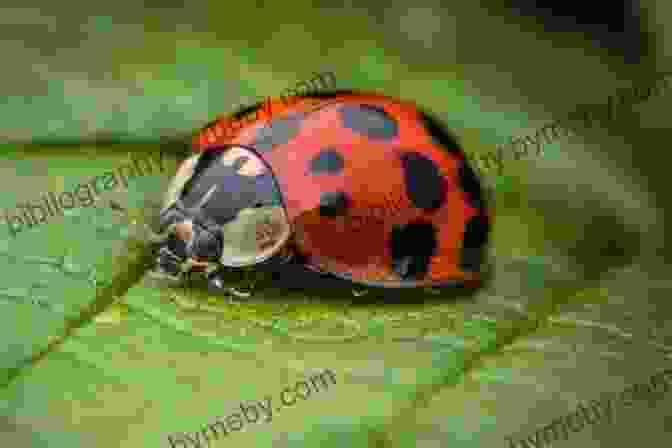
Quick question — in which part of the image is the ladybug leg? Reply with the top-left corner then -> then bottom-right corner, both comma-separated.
229,287 -> 253,300
206,268 -> 227,291
277,244 -> 295,264
206,267 -> 253,301
230,269 -> 255,299
182,269 -> 194,300
351,287 -> 369,297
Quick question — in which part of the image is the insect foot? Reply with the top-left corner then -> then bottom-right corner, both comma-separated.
351,287 -> 369,297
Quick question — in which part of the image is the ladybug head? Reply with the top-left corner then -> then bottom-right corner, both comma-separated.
156,146 -> 292,275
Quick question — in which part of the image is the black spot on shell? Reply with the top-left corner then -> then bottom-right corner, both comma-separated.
318,191 -> 350,217
388,221 -> 438,280
458,160 -> 485,209
254,112 -> 306,152
418,110 -> 462,155
400,151 -> 448,211
460,214 -> 490,272
309,148 -> 345,175
338,104 -> 398,140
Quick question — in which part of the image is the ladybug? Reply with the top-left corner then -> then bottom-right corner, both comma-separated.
156,90 -> 491,297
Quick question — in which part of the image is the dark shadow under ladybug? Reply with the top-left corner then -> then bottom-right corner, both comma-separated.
163,257 -> 491,306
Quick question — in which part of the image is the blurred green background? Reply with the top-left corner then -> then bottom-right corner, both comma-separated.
1,1 -> 671,447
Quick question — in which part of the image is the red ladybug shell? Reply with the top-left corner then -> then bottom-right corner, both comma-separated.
192,91 -> 491,288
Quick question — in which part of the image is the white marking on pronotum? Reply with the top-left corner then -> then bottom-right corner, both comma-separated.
196,185 -> 218,209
